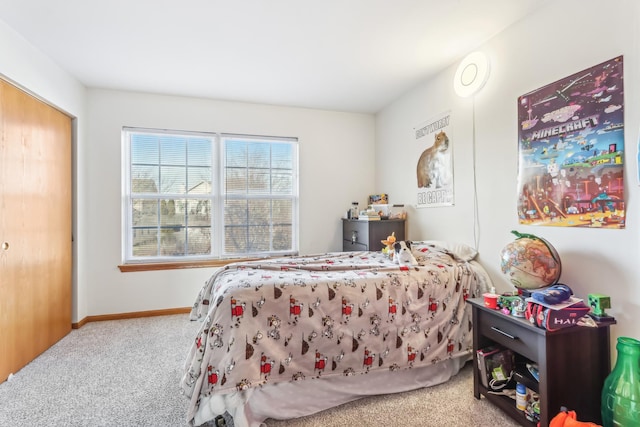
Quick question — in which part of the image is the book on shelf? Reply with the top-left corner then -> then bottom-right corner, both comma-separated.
357,215 -> 380,221
513,362 -> 539,391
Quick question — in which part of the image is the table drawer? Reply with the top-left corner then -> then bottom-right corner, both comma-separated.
343,220 -> 365,236
343,221 -> 367,246
477,310 -> 539,361
343,240 -> 368,252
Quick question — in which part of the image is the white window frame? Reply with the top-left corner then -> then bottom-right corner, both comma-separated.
121,127 -> 299,266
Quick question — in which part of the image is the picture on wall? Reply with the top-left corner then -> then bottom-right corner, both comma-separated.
415,111 -> 454,208
516,56 -> 625,228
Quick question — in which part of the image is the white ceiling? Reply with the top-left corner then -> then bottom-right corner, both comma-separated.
0,0 -> 549,114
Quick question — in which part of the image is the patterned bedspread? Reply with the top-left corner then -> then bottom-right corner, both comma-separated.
181,243 -> 489,424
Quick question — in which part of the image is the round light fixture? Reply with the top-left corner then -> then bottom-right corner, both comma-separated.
453,51 -> 490,98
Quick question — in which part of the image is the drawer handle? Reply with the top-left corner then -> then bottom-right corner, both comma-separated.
490,326 -> 519,340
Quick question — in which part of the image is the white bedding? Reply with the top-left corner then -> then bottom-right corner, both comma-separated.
182,242 -> 491,426
193,355 -> 468,427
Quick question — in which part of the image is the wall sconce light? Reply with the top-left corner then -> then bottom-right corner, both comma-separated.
453,51 -> 491,98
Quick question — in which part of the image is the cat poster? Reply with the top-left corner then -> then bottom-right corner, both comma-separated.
517,56 -> 625,228
415,111 -> 454,208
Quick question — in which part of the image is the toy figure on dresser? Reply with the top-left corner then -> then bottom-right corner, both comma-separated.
498,295 -> 526,317
587,293 -> 615,322
394,241 -> 418,266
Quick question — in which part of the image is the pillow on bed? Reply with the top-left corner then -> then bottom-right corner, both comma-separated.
412,240 -> 478,261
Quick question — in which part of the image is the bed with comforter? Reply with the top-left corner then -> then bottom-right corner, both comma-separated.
181,241 -> 491,426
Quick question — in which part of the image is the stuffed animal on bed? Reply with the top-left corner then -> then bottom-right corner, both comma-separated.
381,232 -> 397,259
394,241 -> 418,266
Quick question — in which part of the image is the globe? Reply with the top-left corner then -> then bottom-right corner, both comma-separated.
500,230 -> 562,290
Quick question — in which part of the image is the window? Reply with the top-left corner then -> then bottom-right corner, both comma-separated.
122,127 -> 298,265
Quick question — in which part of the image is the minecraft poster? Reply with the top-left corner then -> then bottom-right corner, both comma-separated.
517,56 -> 625,228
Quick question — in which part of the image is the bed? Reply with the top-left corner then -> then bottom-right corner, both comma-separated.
181,241 -> 492,427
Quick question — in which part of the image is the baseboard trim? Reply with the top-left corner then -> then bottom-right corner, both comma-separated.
72,307 -> 192,329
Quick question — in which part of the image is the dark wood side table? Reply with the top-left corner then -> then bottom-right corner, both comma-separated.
467,298 -> 614,427
342,218 -> 405,252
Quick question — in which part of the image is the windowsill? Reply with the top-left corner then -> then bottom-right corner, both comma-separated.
118,258 -> 262,272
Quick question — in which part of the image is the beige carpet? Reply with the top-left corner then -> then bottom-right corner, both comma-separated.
0,314 -> 521,427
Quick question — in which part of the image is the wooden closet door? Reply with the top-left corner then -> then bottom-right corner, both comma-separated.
0,79 -> 72,383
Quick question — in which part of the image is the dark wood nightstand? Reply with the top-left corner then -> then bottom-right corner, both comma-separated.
467,298 -> 614,427
342,218 -> 405,252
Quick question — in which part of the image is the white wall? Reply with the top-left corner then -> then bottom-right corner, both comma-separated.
5,0 -> 639,344
0,20 -> 89,324
1,17 -> 376,321
85,89 -> 375,318
376,0 -> 640,341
